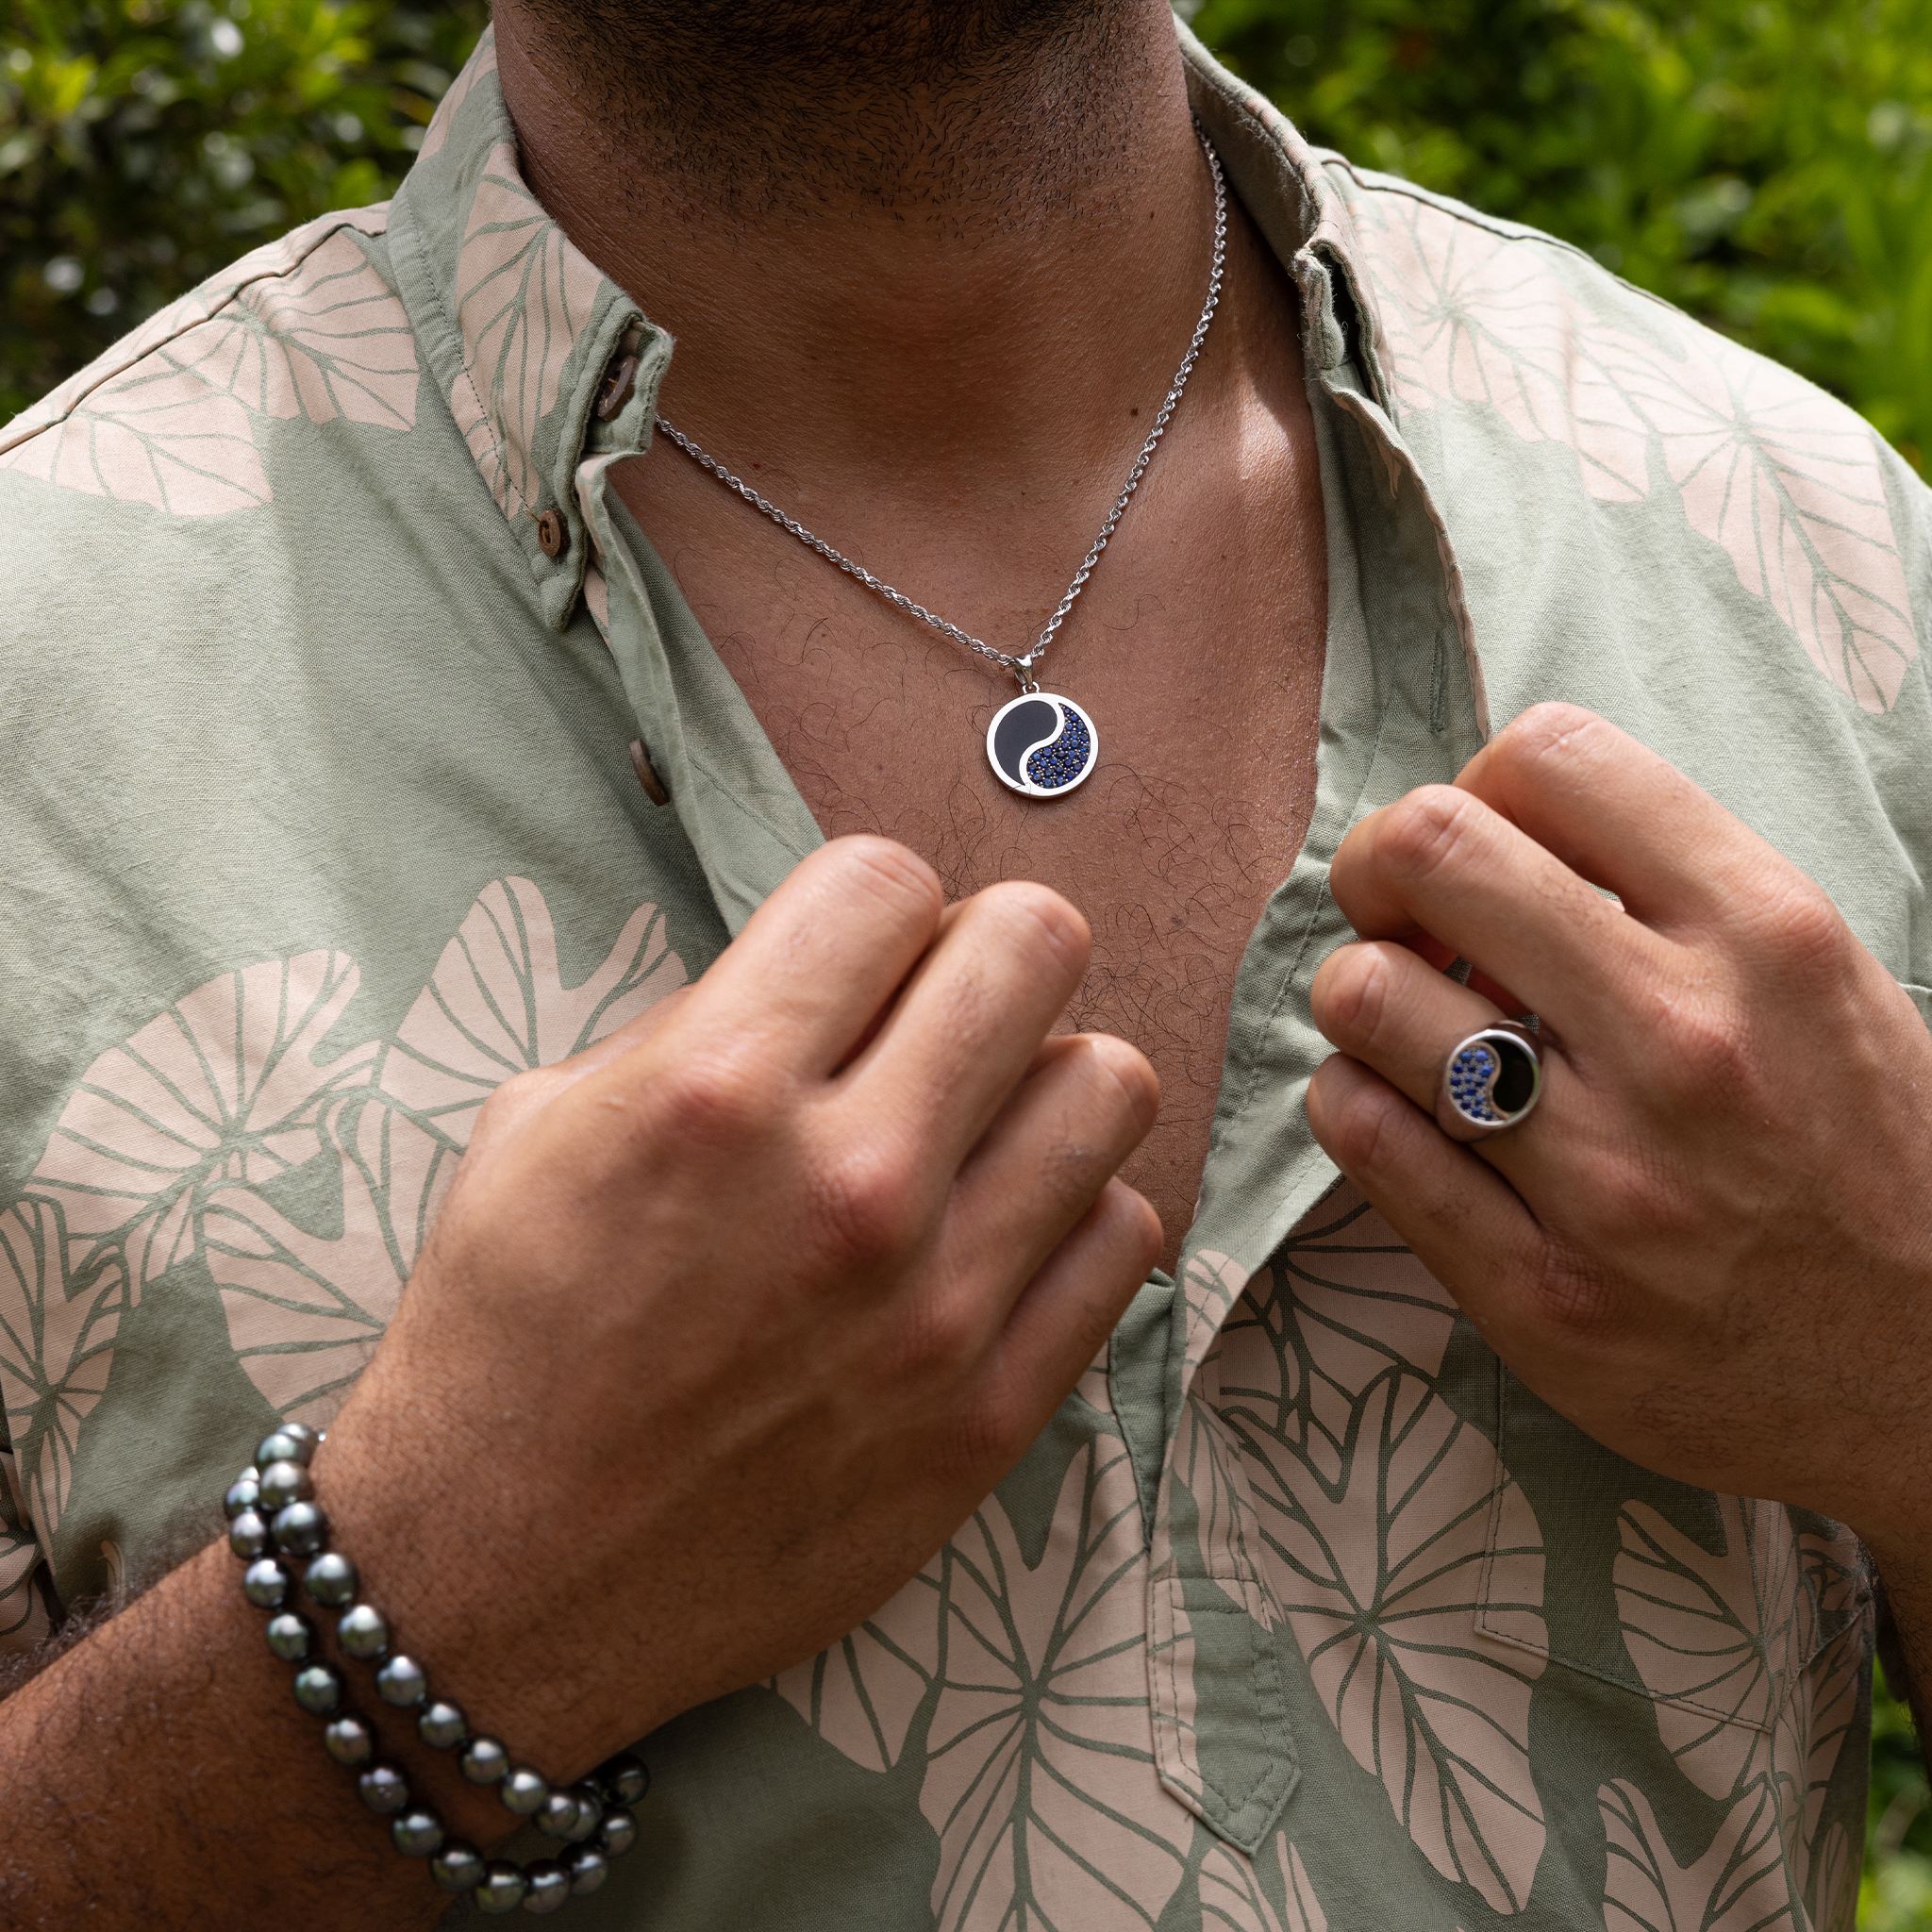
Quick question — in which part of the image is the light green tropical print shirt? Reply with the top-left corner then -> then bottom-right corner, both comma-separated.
3,20 -> 1929,1930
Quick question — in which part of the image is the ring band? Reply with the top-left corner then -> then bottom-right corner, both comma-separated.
1436,1023 -> 1542,1141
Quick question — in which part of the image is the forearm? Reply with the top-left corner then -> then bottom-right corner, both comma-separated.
0,1536 -> 501,1929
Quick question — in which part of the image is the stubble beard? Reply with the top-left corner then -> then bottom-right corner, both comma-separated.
508,0 -> 1158,234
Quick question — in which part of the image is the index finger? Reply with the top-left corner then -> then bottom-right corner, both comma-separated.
1330,784 -> 1659,1030
1457,703 -> 1787,936
685,836 -> 945,1077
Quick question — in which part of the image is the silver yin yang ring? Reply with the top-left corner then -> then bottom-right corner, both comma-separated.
1436,1023 -> 1542,1141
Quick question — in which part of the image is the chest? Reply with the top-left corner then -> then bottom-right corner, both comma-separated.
615,378 -> 1327,1257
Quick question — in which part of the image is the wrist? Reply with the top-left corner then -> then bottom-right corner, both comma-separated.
225,1414 -> 648,1911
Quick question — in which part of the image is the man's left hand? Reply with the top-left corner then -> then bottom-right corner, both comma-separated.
1306,702 -> 1932,1581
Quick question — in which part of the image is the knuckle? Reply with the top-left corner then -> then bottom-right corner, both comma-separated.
1653,998 -> 1754,1103
1317,943 -> 1403,1055
822,834 -> 943,916
1492,701 -> 1602,773
813,1142 -> 923,1264
474,1064 -> 548,1128
1375,786 -> 1476,887
1035,1140 -> 1116,1215
892,1286 -> 981,1384
974,880 -> 1091,976
647,1044 -> 772,1147
1524,1248 -> 1620,1337
1760,876 -> 1846,981
1324,1070 -> 1408,1175
942,1385 -> 1026,1484
1068,1032 -> 1160,1135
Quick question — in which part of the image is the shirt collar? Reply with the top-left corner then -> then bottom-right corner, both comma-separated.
383,22 -> 1400,629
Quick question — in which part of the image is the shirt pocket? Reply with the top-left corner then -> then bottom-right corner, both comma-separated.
1477,1367 -> 1869,1763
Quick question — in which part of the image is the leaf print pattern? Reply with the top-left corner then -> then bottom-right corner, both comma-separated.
1181,1248 -> 1252,1389
1200,1835 -> 1329,1932
1624,330 -> 1917,709
1348,184 -> 1919,709
0,209 -> 403,517
772,1564 -> 943,1774
1164,1360 -> 1281,1608
416,26 -> 496,159
1257,1370 -> 1547,1913
921,1439 -> 1191,1930
8,882 -> 681,1496
1796,1623 -> 1862,1882
1806,1824 -> 1857,1932
1600,1780 -> 1797,1932
31,951 -> 377,1294
0,1200 -> 129,1542
1220,1183 -> 1458,1489
0,207 -> 389,458
1356,195 -> 1653,504
1613,1499 -> 1861,1814
450,142 -> 606,519
203,1094 -> 457,1425
0,359 -> 272,515
171,230 -> 418,431
380,879 -> 688,1146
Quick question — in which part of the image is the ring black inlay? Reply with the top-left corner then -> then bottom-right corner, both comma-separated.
1490,1036 -> 1538,1112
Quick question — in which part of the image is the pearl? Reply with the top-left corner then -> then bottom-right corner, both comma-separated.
257,1458 -> 313,1510
226,1510 -> 270,1560
291,1663 -> 342,1717
391,1807 -> 445,1857
337,1603 -> 389,1661
563,1845 -> 609,1895
596,1807 -> 637,1858
375,1654 -> 427,1707
241,1557 -> 291,1610
224,1473 -> 260,1520
302,1551 -> 358,1608
535,1790 -> 579,1840
521,1861 -> 571,1914
596,1753 -> 649,1807
474,1862 -> 527,1914
461,1736 -> 509,1785
323,1716 -> 375,1767
499,1766 -> 550,1816
431,1842 -> 485,1894
255,1426 -> 316,1470
271,1500 -> 327,1557
563,1786 -> 604,1843
265,1611 -> 313,1662
357,1763 -> 409,1815
418,1699 -> 467,1750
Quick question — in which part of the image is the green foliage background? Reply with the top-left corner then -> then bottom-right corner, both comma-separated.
1188,0 -> 1932,474
0,0 -> 485,420
6,0 -> 1932,1910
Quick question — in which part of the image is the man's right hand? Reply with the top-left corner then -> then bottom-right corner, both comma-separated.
0,836 -> 1160,1926
321,834 -> 1163,1783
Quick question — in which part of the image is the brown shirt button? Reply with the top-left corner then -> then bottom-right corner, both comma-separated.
533,508 -> 568,558
628,740 -> 669,806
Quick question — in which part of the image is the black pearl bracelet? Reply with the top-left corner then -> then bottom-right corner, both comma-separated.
225,1425 -> 646,1915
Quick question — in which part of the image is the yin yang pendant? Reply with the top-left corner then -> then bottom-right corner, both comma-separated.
985,692 -> 1099,798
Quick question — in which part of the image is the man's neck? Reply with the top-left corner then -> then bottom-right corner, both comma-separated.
491,0 -> 1211,520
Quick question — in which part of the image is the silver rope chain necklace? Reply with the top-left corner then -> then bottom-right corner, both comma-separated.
655,125 -> 1227,800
